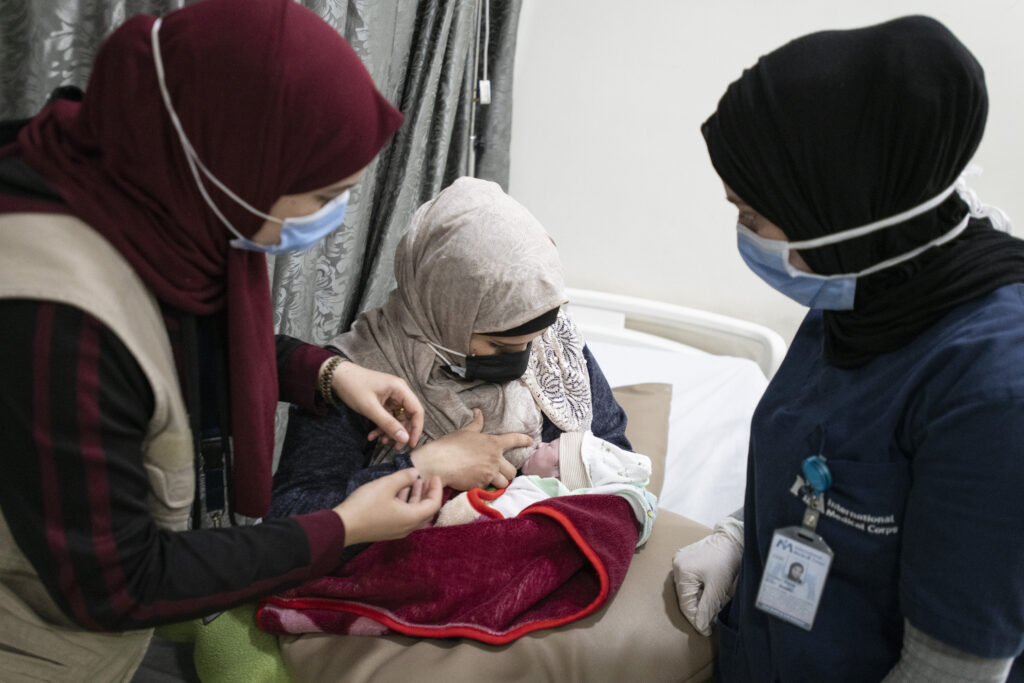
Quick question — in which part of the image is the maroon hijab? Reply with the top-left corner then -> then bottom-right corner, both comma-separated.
4,0 -> 403,516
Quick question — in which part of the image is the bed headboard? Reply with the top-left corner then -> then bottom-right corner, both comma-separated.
566,287 -> 788,378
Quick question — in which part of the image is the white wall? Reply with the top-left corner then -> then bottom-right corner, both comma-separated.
509,0 -> 1024,341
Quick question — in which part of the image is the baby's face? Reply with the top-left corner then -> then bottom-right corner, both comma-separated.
521,437 -> 562,478
530,438 -> 560,469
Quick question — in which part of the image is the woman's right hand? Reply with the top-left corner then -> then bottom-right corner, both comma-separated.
672,516 -> 745,636
334,468 -> 442,546
410,409 -> 526,490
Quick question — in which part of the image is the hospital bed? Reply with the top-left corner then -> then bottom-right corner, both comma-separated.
265,288 -> 785,683
566,287 -> 784,527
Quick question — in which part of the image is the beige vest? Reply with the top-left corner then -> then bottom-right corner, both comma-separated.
0,213 -> 196,681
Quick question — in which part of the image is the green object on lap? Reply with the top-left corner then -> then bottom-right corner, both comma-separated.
156,603 -> 293,683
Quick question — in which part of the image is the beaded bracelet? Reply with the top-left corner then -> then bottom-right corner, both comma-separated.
319,355 -> 345,406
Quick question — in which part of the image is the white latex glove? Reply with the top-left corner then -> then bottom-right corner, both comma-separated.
672,516 -> 744,636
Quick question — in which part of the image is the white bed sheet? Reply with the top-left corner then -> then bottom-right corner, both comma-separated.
586,340 -> 767,527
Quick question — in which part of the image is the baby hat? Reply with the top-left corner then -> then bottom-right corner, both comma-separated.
559,431 -> 654,492
558,431 -> 590,490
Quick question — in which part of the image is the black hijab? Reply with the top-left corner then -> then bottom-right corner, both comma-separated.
702,15 -> 1024,367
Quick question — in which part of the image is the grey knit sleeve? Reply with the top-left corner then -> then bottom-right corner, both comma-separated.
881,620 -> 1013,683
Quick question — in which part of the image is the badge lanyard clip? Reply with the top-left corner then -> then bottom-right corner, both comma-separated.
800,455 -> 832,530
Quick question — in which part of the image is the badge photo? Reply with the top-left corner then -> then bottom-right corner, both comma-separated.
755,525 -> 833,631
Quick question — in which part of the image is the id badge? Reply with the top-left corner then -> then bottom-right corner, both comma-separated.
755,525 -> 833,631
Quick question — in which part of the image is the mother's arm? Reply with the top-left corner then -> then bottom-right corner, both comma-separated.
580,344 -> 632,450
272,337 -> 414,518
269,402 -> 411,518
271,405 -> 524,518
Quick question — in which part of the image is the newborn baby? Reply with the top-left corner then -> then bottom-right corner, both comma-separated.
435,431 -> 657,546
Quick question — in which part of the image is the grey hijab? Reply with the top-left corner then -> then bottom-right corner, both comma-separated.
332,177 -> 591,466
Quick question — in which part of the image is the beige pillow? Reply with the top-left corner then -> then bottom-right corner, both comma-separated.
613,382 -> 672,498
279,383 -> 714,683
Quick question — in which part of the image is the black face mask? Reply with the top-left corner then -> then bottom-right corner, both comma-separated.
453,342 -> 532,383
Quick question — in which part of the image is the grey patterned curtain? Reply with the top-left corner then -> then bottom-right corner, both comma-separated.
271,0 -> 523,346
0,0 -> 521,345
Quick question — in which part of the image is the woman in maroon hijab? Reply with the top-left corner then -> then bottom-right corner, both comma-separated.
0,0 -> 523,678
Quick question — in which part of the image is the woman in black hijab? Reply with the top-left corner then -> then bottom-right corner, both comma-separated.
672,16 -> 1024,682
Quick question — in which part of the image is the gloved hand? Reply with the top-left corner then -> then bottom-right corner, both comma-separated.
672,516 -> 744,636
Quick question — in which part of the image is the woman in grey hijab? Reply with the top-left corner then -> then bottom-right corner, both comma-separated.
270,178 -> 632,519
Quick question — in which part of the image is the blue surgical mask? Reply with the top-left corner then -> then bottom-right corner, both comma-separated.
228,190 -> 349,255
151,18 -> 348,255
737,179 -> 974,310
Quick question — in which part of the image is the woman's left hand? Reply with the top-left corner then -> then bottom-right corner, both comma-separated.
330,361 -> 424,449
672,516 -> 744,636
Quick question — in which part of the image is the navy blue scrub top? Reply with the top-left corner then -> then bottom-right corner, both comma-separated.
717,284 -> 1024,682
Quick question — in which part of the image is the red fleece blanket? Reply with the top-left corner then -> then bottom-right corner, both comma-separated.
256,494 -> 639,644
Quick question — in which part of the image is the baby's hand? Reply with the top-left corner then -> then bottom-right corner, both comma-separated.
520,437 -> 560,478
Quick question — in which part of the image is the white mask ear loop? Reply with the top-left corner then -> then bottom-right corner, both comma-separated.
424,339 -> 465,365
425,340 -> 468,378
957,164 -> 1012,234
788,180 -> 961,251
150,18 -> 281,242
853,213 -> 970,277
